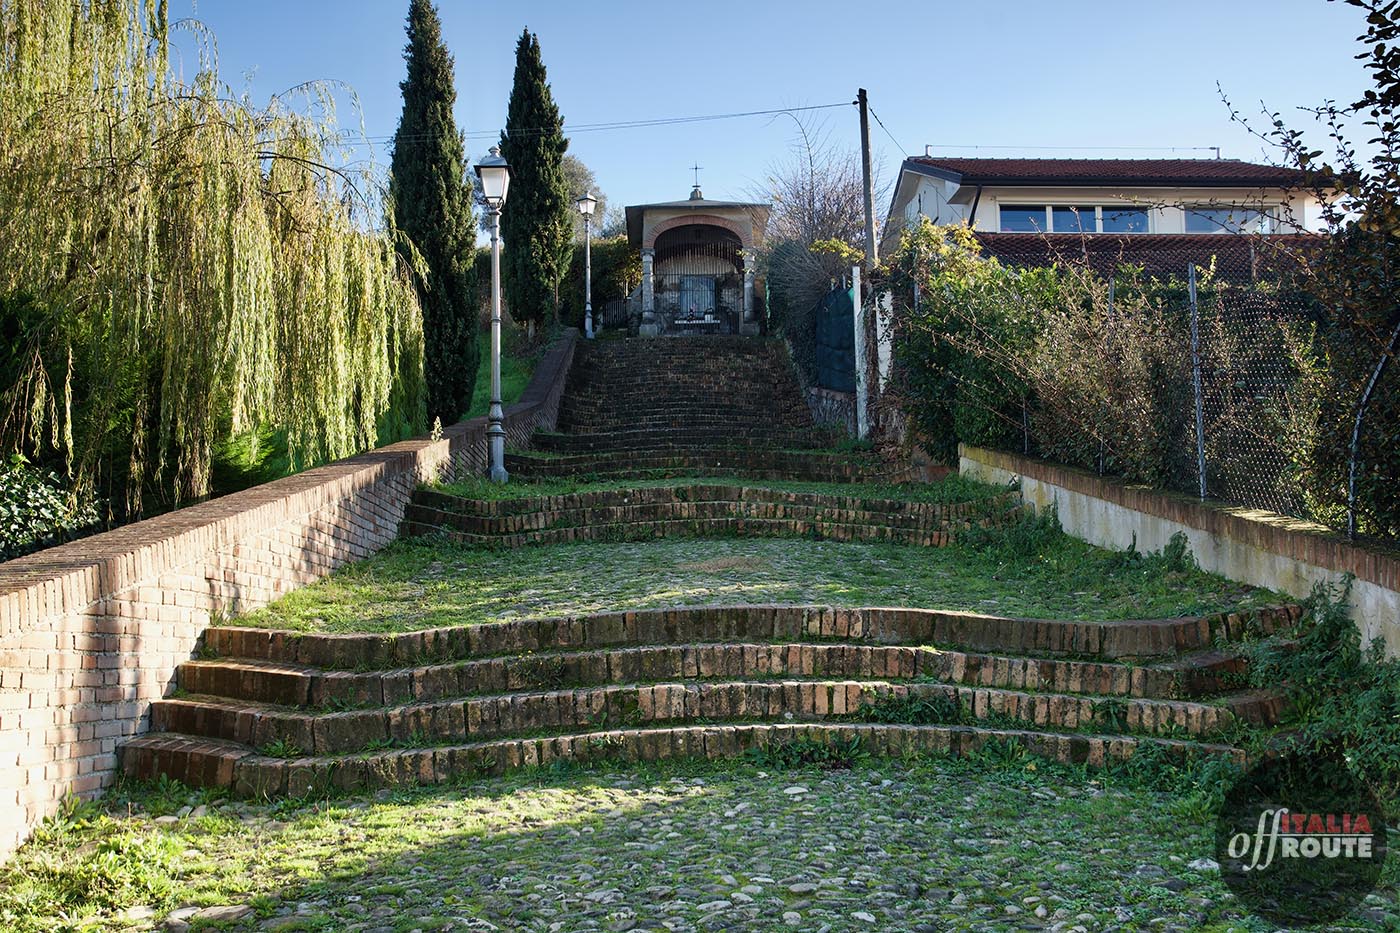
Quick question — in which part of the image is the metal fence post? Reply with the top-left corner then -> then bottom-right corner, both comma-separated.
1189,265 -> 1207,500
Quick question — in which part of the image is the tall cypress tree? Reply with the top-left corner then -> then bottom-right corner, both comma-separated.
390,0 -> 478,424
500,28 -> 572,335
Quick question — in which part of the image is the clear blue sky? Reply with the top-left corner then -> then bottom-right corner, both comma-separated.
171,0 -> 1372,214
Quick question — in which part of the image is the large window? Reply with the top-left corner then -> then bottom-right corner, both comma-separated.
1052,206 -> 1095,233
1101,207 -> 1150,233
999,205 -> 1048,232
999,204 -> 1151,233
1185,206 -> 1270,234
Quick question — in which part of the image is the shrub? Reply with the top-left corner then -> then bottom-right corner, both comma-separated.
1243,578 -> 1400,812
0,457 -> 101,560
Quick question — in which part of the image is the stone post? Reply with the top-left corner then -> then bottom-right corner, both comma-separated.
740,249 -> 759,336
639,247 -> 659,336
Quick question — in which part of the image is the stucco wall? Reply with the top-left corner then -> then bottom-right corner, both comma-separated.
891,175 -> 1314,235
0,332 -> 578,861
959,444 -> 1400,657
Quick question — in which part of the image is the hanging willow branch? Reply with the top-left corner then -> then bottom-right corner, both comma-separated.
0,0 -> 426,517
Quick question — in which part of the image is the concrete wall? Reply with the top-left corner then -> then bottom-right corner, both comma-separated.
0,332 -> 578,861
960,444 -> 1400,658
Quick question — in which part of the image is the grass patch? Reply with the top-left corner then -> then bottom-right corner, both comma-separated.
434,472 -> 1009,505
3,755 -> 1394,933
232,517 -> 1277,634
463,328 -> 538,421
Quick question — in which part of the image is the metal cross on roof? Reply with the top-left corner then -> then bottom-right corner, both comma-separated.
691,163 -> 703,188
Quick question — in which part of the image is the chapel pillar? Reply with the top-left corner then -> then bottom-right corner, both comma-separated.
640,247 -> 659,336
739,248 -> 759,336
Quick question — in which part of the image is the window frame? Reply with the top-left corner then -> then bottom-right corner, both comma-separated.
997,202 -> 1153,234
1183,205 -> 1272,234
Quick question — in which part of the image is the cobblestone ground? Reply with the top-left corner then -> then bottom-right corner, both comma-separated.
3,757 -> 1395,932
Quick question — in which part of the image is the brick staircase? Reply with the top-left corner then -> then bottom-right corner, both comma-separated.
508,336 -> 906,482
120,603 -> 1299,794
400,484 -> 1021,548
117,334 -> 1299,795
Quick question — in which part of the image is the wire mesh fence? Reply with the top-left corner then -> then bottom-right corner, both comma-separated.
1175,285 -> 1320,518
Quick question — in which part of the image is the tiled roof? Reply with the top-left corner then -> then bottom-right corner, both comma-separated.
910,157 -> 1304,187
974,233 -> 1321,281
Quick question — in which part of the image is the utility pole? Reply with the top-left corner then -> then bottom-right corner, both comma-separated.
856,88 -> 877,270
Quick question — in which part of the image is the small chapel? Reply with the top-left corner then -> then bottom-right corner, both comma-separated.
624,185 -> 771,336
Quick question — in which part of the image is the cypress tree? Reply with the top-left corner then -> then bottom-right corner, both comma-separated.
390,0 -> 478,424
500,29 -> 573,335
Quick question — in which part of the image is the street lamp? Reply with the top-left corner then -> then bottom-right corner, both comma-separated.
475,145 -> 511,483
576,192 -> 598,338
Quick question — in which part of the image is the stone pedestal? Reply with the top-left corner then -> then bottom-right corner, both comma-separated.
739,249 -> 760,335
639,248 -> 660,336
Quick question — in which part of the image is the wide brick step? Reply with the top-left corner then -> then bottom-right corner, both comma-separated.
171,641 -> 1260,709
414,485 -> 993,520
400,486 -> 1019,548
151,675 -> 1283,758
200,604 -> 1303,673
554,415 -> 813,437
120,721 -> 1246,798
402,516 -> 954,550
556,403 -> 812,432
533,429 -> 817,454
505,450 -> 902,484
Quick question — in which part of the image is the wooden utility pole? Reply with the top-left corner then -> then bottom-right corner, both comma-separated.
857,88 -> 877,269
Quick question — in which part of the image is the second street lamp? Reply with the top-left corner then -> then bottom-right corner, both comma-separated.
475,145 -> 511,484
577,192 -> 597,338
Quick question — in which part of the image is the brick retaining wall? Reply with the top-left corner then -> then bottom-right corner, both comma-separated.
959,443 -> 1400,658
0,331 -> 578,860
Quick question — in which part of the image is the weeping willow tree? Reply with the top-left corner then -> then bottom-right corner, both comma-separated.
0,0 -> 427,520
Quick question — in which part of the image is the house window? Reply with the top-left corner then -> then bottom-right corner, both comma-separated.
1051,206 -> 1096,233
1000,205 -> 1048,232
1102,207 -> 1150,233
1185,206 -> 1270,234
1001,204 -> 1152,233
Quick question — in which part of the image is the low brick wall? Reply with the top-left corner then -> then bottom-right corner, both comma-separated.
0,331 -> 578,860
959,443 -> 1400,657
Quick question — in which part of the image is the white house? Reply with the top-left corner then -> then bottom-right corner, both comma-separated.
882,157 -> 1319,278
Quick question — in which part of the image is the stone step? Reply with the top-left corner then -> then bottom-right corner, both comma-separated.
505,449 -> 902,484
120,721 -> 1247,798
178,641 -> 1256,708
200,604 -> 1303,674
152,674 -> 1284,757
414,485 -> 992,520
554,416 -> 815,436
400,486 -> 1017,548
173,641 -> 1263,711
531,430 -> 819,455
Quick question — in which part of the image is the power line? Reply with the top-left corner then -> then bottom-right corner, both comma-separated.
340,101 -> 853,147
868,106 -> 907,156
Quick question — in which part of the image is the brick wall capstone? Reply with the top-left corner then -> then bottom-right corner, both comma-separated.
0,330 -> 578,862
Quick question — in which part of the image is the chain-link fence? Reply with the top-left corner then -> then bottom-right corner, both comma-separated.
1175,283 -> 1319,518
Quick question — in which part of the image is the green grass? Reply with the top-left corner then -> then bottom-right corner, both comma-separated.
433,472 -> 1009,504
232,526 -> 1277,635
3,755 -> 1393,933
463,328 -> 538,421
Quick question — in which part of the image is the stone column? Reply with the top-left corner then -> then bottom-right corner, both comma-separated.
739,249 -> 759,336
639,248 -> 659,336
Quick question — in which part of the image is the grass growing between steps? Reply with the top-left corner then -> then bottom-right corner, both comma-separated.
5,754 -> 1396,933
233,514 -> 1276,634
433,472 -> 1006,504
